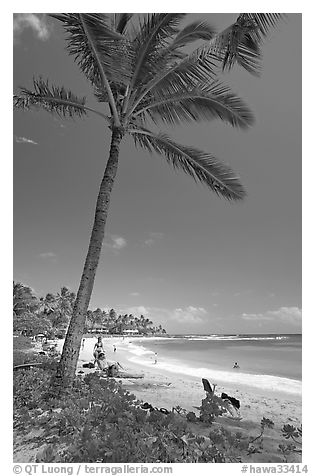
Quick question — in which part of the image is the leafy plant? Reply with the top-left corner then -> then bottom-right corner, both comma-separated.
14,369 -> 229,462
250,417 -> 275,443
282,424 -> 302,444
186,411 -> 198,422
278,424 -> 302,462
209,426 -> 250,462
172,405 -> 187,416
278,443 -> 298,463
14,361 -> 301,464
199,394 -> 229,424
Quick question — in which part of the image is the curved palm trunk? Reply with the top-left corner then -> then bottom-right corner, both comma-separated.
53,127 -> 124,389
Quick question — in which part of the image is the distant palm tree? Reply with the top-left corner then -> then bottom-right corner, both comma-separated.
13,281 -> 39,318
14,13 -> 284,388
85,310 -> 94,331
40,287 -> 75,329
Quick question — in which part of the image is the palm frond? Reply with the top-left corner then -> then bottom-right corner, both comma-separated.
127,44 -> 218,118
50,13 -> 133,87
124,14 -> 186,113
139,20 -> 216,78
170,20 -> 216,50
93,86 -> 110,104
130,128 -> 246,200
210,13 -> 285,76
93,82 -> 127,105
14,78 -> 87,118
246,13 -> 285,37
134,81 -> 254,129
130,13 -> 186,85
113,13 -> 133,34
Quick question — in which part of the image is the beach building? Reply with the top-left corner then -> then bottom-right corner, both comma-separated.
89,323 -> 110,334
122,329 -> 139,336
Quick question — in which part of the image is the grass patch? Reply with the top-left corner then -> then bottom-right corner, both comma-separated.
13,336 -> 37,366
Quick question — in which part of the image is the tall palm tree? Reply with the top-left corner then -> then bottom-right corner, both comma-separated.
14,13 -> 284,388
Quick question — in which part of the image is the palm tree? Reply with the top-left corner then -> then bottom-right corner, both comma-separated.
85,310 -> 94,332
13,281 -> 39,318
39,287 -> 75,330
14,13 -> 284,388
92,308 -> 103,327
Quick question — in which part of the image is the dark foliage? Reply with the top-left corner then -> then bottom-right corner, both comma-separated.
14,365 -> 302,463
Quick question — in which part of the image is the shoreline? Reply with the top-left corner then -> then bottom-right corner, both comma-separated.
68,336 -> 302,462
14,336 -> 302,463
81,335 -> 301,392
64,336 -> 302,429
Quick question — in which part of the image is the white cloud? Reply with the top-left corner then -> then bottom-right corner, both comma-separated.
112,236 -> 127,249
104,235 -> 127,251
269,307 -> 302,325
144,239 -> 155,246
14,14 -> 50,41
242,313 -> 273,322
171,306 -> 207,324
121,306 -> 149,316
242,307 -> 302,326
119,305 -> 207,325
15,136 -> 38,145
129,292 -> 140,297
38,252 -> 57,259
144,232 -> 164,246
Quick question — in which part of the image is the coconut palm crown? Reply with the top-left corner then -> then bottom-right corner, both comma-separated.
14,13 -> 284,388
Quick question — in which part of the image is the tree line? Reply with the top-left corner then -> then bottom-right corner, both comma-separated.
13,281 -> 166,337
86,307 -> 166,335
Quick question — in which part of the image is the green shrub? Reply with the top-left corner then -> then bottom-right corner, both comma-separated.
14,367 -> 52,410
13,348 -> 60,368
14,371 -> 228,463
186,411 -> 198,422
13,369 -> 302,464
13,336 -> 34,351
199,394 -> 228,424
278,424 -> 302,462
13,336 -> 35,366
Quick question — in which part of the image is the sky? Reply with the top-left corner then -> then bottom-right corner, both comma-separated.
13,13 -> 302,335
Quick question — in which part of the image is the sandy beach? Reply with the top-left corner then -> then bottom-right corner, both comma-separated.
14,336 -> 302,463
75,337 -> 302,420
67,336 -> 302,462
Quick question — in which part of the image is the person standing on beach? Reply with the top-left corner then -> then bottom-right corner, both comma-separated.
81,338 -> 85,350
154,352 -> 158,364
113,345 -> 116,353
93,336 -> 104,362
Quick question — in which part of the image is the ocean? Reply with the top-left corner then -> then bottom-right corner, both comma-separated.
123,334 -> 302,395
